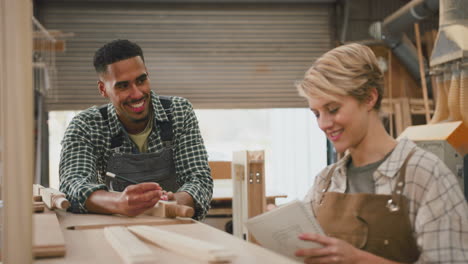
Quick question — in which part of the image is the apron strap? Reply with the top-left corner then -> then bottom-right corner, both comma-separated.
157,96 -> 174,147
99,104 -> 124,148
318,163 -> 338,205
387,148 -> 417,212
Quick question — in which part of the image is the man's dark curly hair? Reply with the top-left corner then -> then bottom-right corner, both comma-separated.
93,39 -> 145,73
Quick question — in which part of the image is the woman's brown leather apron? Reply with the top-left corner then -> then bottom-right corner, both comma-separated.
313,149 -> 420,263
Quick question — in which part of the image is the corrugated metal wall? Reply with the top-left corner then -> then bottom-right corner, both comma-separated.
38,2 -> 333,110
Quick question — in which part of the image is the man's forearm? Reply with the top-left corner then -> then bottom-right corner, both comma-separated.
174,191 -> 195,209
85,190 -> 121,215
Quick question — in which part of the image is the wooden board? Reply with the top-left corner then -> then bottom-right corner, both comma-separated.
55,210 -> 194,230
34,201 -> 45,213
33,213 -> 66,258
104,226 -> 154,264
34,213 -> 299,264
129,225 -> 235,263
232,150 -> 266,242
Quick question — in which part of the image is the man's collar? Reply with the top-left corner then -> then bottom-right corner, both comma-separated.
150,90 -> 170,123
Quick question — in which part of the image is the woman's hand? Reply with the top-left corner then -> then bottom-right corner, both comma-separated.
295,233 -> 361,264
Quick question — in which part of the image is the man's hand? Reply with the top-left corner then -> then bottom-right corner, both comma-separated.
160,191 -> 175,201
116,182 -> 163,216
85,182 -> 163,216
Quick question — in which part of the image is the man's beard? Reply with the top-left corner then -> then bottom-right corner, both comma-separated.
130,106 -> 152,124
131,115 -> 149,124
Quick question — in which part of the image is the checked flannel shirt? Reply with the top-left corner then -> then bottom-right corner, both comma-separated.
59,90 -> 213,220
305,138 -> 468,263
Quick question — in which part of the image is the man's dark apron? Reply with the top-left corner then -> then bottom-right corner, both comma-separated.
312,149 -> 420,263
100,96 -> 180,193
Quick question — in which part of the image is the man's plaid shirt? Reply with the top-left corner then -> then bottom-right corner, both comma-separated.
59,91 -> 213,220
305,138 -> 468,263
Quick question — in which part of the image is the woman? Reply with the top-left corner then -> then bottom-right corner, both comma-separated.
295,43 -> 467,263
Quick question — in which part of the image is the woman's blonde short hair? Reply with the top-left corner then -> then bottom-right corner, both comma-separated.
297,43 -> 384,110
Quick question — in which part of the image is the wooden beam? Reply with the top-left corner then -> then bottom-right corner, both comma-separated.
33,184 -> 71,210
61,212 -> 193,230
33,213 -> 66,258
232,150 -> 266,242
33,39 -> 65,52
414,23 -> 431,123
0,0 -> 34,263
388,49 -> 394,137
143,200 -> 194,218
104,226 -> 155,264
128,225 -> 235,263
33,202 -> 45,213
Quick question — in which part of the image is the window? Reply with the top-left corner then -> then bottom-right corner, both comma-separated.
49,108 -> 327,203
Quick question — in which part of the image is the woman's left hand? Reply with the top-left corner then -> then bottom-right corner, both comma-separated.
295,233 -> 361,264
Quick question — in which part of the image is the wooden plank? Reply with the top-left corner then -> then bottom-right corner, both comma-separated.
128,225 -> 235,263
34,184 -> 70,210
0,0 -> 34,263
34,201 -> 45,213
388,49 -> 394,137
232,150 -> 266,242
33,213 -> 66,258
394,100 -> 404,136
143,200 -> 194,218
33,39 -> 65,52
414,23 -> 431,123
232,157 -> 247,239
400,97 -> 413,130
247,151 -> 266,243
104,226 -> 155,264
56,209 -> 194,230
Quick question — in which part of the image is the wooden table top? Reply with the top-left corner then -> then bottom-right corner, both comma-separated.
35,210 -> 298,264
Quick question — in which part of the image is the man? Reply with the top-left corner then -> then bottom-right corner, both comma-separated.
59,39 -> 213,220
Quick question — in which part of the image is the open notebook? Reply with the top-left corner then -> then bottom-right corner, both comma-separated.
244,199 -> 325,262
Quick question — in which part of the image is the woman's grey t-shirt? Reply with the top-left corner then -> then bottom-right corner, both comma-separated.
346,151 -> 393,193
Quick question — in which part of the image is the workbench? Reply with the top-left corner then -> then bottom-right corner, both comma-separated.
34,209 -> 297,264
